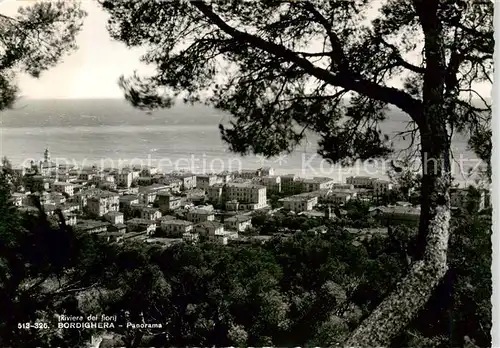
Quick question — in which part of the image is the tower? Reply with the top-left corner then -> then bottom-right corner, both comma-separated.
44,148 -> 50,162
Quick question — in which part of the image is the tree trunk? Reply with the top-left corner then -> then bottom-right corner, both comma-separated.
344,2 -> 452,345
345,138 -> 451,347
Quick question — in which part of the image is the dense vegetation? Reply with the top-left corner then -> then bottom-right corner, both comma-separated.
0,165 -> 491,347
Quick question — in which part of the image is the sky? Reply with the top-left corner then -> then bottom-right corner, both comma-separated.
0,0 -> 493,100
1,0 -> 150,99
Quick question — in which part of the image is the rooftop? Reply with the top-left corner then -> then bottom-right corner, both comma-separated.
126,218 -> 156,225
225,215 -> 252,223
75,220 -> 110,230
105,211 -> 124,217
196,221 -> 223,229
371,206 -> 421,216
119,195 -> 139,202
141,207 -> 160,213
163,219 -> 193,226
189,208 -> 215,215
160,215 -> 177,221
53,182 -> 74,186
298,210 -> 326,218
227,182 -> 265,189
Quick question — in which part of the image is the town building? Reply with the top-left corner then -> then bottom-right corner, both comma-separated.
259,167 -> 275,177
115,172 -> 133,188
346,176 -> 377,188
184,189 -> 207,204
39,149 -> 58,176
281,194 -> 319,212
158,176 -> 182,192
254,176 -> 281,194
157,192 -> 182,212
139,166 -> 159,176
320,189 -> 356,205
119,195 -> 140,209
104,211 -> 125,225
281,174 -> 302,195
161,219 -> 193,237
171,173 -> 197,190
224,215 -> 252,232
194,221 -> 224,238
125,218 -> 157,234
74,220 -> 110,234
140,207 -> 162,221
78,169 -> 98,182
61,213 -> 77,226
225,200 -> 239,211
207,184 -> 224,204
108,224 -> 127,234
331,183 -> 355,190
369,205 -> 421,227
86,191 -> 119,217
236,169 -> 261,179
182,232 -> 199,243
196,174 -> 220,191
299,177 -> 336,192
216,172 -> 233,184
58,203 -> 79,215
52,182 -> 75,196
186,207 -> 215,223
224,182 -> 267,210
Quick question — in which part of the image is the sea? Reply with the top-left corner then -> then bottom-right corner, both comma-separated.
0,99 -> 481,184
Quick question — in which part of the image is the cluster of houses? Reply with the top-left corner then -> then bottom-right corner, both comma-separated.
6,150 -> 489,247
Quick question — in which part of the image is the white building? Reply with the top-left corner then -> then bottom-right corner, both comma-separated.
182,232 -> 199,243
126,218 -> 156,234
237,169 -> 260,179
157,193 -> 182,212
39,149 -> 58,176
49,192 -> 66,204
346,176 -> 377,188
104,211 -> 124,225
194,221 -> 224,237
115,172 -> 133,188
321,189 -> 356,205
119,195 -> 140,209
161,219 -> 193,237
331,183 -> 355,190
196,175 -> 220,191
299,177 -> 336,192
186,207 -> 215,224
53,182 -> 75,196
259,167 -> 275,176
225,182 -> 267,210
86,192 -> 120,217
171,173 -> 197,190
224,215 -> 252,232
281,195 -> 318,212
141,207 -> 162,221
254,176 -> 281,194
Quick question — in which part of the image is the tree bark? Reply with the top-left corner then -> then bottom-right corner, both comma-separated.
344,1 -> 452,346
